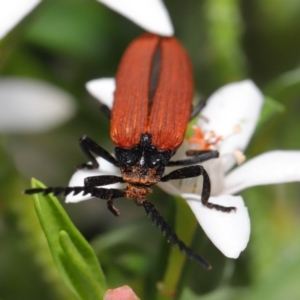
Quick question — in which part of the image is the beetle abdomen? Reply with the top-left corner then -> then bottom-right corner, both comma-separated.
111,33 -> 193,151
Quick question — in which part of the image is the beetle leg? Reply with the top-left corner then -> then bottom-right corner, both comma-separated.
77,135 -> 119,169
84,175 -> 124,187
190,99 -> 207,120
200,167 -> 236,212
167,150 -> 219,166
161,165 -> 202,181
161,165 -> 236,213
185,149 -> 211,156
138,199 -> 211,269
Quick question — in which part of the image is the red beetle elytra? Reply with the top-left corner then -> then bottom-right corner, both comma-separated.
25,34 -> 235,269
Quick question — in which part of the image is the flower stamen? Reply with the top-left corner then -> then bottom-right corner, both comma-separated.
188,125 -> 222,150
233,149 -> 246,165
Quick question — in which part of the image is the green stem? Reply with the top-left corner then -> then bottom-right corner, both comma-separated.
204,0 -> 246,84
156,197 -> 198,300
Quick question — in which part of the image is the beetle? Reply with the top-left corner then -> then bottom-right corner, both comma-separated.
25,33 -> 235,269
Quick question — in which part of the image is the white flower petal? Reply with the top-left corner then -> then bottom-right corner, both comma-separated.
86,78 -> 115,109
97,0 -> 174,36
223,150 -> 300,195
0,0 -> 41,40
0,77 -> 76,133
184,193 -> 250,258
199,80 -> 263,172
66,156 -> 123,203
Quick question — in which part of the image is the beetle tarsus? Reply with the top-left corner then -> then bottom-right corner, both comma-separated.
205,202 -> 237,212
200,169 -> 237,212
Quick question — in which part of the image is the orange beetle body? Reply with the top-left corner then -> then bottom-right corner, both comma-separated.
25,34 -> 232,269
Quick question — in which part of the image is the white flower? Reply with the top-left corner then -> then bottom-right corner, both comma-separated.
155,80 -> 262,258
66,0 -> 300,259
0,2 -> 76,133
160,81 -> 300,258
97,0 -> 173,36
0,0 -> 41,40
0,77 -> 76,133
67,79 -> 300,259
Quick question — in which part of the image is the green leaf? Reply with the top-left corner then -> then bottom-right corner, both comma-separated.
243,187 -> 300,300
31,178 -> 107,300
264,67 -> 300,102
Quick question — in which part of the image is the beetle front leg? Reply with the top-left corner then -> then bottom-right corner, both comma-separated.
84,175 -> 124,187
78,135 -> 119,169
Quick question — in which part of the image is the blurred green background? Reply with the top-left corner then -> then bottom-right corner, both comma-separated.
1,0 -> 300,299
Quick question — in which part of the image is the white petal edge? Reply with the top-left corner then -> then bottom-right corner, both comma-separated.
97,0 -> 174,36
0,0 -> 41,40
0,77 -> 76,133
223,150 -> 300,195
199,80 -> 263,172
86,78 -> 115,109
66,157 -> 123,203
184,193 -> 250,258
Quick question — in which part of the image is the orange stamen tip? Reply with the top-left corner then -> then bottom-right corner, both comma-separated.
188,126 -> 222,151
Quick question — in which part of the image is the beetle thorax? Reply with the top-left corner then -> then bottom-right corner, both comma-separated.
115,134 -> 173,198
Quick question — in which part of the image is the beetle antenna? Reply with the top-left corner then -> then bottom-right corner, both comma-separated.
24,186 -> 89,196
142,200 -> 211,269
